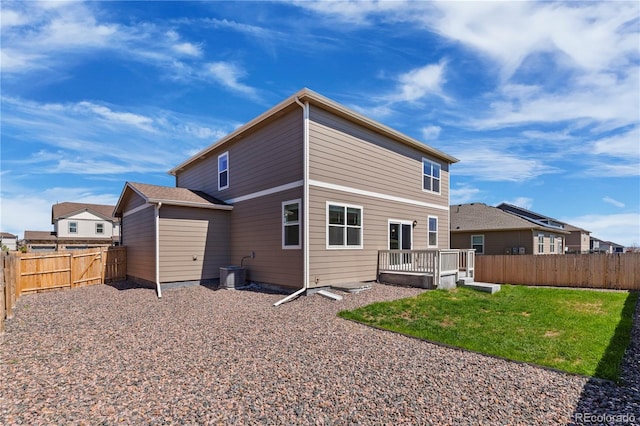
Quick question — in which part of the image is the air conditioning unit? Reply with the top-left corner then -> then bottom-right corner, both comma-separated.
512,247 -> 519,255
519,247 -> 525,255
505,248 -> 511,255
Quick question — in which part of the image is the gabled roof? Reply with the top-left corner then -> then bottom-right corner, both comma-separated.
52,202 -> 118,224
114,182 -> 233,216
0,232 -> 17,239
450,203 -> 570,234
496,203 -> 590,234
168,88 -> 459,175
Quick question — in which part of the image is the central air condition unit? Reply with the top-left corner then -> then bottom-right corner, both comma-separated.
220,266 -> 246,289
519,247 -> 525,255
512,247 -> 519,255
505,248 -> 511,255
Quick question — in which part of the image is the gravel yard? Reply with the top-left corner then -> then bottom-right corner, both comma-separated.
1,283 -> 638,425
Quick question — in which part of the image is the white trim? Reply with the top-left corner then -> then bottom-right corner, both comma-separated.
309,179 -> 448,211
388,219 -> 414,250
218,151 -> 229,191
422,158 -> 441,195
428,215 -> 438,248
155,203 -> 162,298
471,234 -> 484,254
326,202 -> 363,250
224,180 -> 304,204
122,203 -> 153,218
146,199 -> 233,210
282,199 -> 302,250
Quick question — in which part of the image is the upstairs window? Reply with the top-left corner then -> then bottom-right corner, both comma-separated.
218,152 -> 229,190
327,203 -> 362,249
428,216 -> 438,247
96,223 -> 104,234
423,159 -> 441,194
69,222 -> 78,234
282,200 -> 301,249
471,235 -> 484,254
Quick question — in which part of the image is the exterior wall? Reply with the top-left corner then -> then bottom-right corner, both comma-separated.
308,186 -> 448,287
1,236 -> 17,251
176,108 -> 303,201
308,106 -> 450,208
230,188 -> 303,288
56,211 -> 117,243
158,205 -> 230,283
451,230 -> 535,255
566,231 -> 589,253
306,104 -> 451,287
122,202 -> 156,283
532,231 -> 565,255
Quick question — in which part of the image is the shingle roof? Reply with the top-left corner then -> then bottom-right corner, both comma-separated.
114,182 -> 232,216
496,202 -> 590,233
24,231 -> 57,241
52,202 -> 118,224
0,232 -> 17,238
450,203 -> 570,234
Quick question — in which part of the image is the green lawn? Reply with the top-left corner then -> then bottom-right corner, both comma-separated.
338,285 -> 637,381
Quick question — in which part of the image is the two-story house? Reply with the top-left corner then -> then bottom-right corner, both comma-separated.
0,232 -> 18,251
24,202 -> 120,251
114,88 -> 458,297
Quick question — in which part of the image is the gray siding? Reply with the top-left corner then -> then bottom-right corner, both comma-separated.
176,109 -> 303,201
122,204 -> 156,283
159,206 -> 230,282
308,186 -> 449,287
229,188 -> 303,288
308,106 -> 450,204
451,230 -> 535,255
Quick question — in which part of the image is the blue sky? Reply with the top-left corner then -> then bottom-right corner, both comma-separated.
1,1 -> 639,246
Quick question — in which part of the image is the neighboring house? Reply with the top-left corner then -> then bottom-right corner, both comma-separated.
23,202 -> 120,252
591,237 -> 625,253
496,203 -> 591,253
0,232 -> 18,251
114,88 -> 458,295
450,203 -> 569,255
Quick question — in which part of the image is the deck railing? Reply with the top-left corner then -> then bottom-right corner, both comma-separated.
378,249 -> 474,286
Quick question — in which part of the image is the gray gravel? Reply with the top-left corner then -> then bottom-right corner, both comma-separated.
1,283 -> 637,425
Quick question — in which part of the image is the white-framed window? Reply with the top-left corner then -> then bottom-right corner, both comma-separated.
422,158 -> 441,194
218,152 -> 229,190
96,223 -> 104,234
550,236 -> 555,253
282,199 -> 301,249
428,216 -> 438,247
557,237 -> 563,253
327,202 -> 363,249
69,222 -> 78,234
538,234 -> 545,253
471,235 -> 484,254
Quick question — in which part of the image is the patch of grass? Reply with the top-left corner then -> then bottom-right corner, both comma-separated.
339,285 -> 637,381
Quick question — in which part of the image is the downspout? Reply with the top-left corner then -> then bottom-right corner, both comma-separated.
274,97 -> 309,307
155,202 -> 163,298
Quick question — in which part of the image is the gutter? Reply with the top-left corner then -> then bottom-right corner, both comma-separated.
155,202 -> 163,298
274,97 -> 309,307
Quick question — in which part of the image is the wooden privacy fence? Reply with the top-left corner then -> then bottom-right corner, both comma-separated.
475,253 -> 640,290
2,247 -> 126,328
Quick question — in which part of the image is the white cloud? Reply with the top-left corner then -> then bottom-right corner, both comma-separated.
452,147 -> 559,182
76,102 -> 155,131
385,61 -> 448,103
450,185 -> 481,205
591,126 -> 640,159
563,213 -> 640,248
502,197 -> 534,210
603,197 -> 625,208
206,62 -> 258,98
421,125 -> 441,140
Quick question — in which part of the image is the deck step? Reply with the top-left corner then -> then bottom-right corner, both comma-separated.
460,282 -> 501,294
